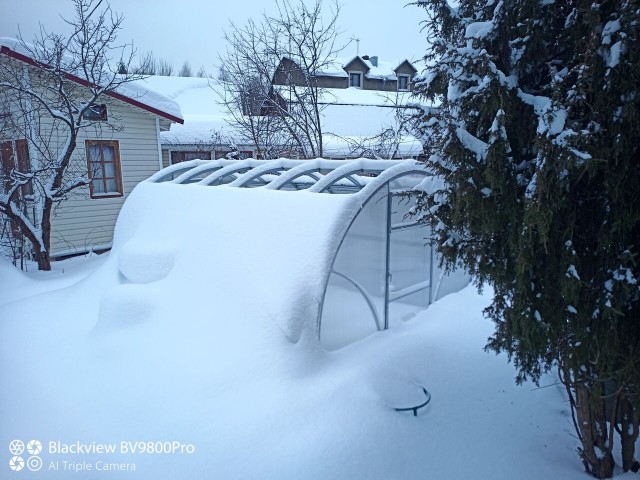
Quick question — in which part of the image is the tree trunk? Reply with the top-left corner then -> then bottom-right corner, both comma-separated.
575,384 -> 615,479
37,197 -> 54,271
620,395 -> 639,472
35,248 -> 51,271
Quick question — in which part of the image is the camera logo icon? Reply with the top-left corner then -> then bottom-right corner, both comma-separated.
8,456 -> 24,472
8,440 -> 43,472
27,440 -> 42,455
8,440 -> 24,456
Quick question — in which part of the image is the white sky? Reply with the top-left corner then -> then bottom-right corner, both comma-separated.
1,0 -> 428,75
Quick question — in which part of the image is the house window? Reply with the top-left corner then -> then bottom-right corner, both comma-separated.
239,150 -> 253,159
86,140 -> 122,198
349,72 -> 362,88
171,151 -> 211,164
398,75 -> 410,91
83,104 -> 108,121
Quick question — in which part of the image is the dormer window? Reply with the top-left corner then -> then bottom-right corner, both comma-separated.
349,72 -> 362,88
83,104 -> 107,121
397,75 -> 410,91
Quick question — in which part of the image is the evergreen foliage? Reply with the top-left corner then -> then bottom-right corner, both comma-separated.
413,1 -> 640,477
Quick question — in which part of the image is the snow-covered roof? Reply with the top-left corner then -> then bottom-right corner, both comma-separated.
318,88 -> 414,106
317,56 -> 418,80
144,75 -> 424,154
133,76 -> 229,144
0,37 -> 183,124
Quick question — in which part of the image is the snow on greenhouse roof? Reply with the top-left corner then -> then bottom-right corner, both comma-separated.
0,37 -> 183,124
142,157 -> 431,340
148,158 -> 429,197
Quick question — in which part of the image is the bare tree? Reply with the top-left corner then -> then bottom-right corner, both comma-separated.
218,0 -> 348,158
178,61 -> 192,77
132,50 -> 156,75
215,60 -> 294,159
0,0 -> 143,270
336,96 -> 423,159
157,58 -> 174,76
196,65 -> 208,78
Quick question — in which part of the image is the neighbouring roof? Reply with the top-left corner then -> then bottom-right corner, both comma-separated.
138,75 -> 424,157
0,37 -> 183,125
133,76 -> 230,145
320,56 -> 420,81
277,56 -> 421,81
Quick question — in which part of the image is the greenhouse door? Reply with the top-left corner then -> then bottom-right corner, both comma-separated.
386,191 -> 433,328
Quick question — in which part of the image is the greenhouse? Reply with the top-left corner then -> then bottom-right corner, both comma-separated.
145,158 -> 470,349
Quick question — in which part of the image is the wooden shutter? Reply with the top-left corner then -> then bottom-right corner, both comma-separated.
15,139 -> 33,196
1,141 -> 15,193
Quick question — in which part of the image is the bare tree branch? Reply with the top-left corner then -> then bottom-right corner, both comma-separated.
0,0 -> 143,270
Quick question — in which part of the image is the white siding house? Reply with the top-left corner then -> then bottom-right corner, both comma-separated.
0,38 -> 183,261
48,102 -> 176,256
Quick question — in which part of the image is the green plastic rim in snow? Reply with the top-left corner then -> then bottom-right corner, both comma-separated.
393,387 -> 431,417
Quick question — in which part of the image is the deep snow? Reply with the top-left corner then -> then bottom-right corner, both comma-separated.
1,260 -> 599,479
1,180 -> 635,479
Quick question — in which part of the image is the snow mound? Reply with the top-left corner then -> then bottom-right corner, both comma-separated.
96,284 -> 157,331
118,242 -> 175,284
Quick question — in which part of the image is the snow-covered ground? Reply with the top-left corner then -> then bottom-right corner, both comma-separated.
3,258 -> 628,478
0,179 -> 634,478
0,254 -> 108,307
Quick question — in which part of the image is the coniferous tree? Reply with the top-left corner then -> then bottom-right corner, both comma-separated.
116,59 -> 127,75
413,1 -> 639,477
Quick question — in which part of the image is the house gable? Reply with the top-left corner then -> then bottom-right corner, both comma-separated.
272,57 -> 308,86
342,56 -> 370,75
394,60 -> 418,76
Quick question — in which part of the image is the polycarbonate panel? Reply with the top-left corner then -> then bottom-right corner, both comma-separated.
389,288 -> 429,325
387,191 -> 432,328
389,226 -> 431,293
389,188 -> 414,225
320,275 -> 379,350
432,263 -> 472,302
320,186 -> 388,350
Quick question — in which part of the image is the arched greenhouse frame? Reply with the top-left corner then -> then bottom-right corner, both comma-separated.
147,158 -> 470,349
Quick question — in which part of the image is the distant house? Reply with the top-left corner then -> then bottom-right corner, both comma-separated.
272,55 -> 418,92
0,38 -> 183,261
138,63 -> 423,167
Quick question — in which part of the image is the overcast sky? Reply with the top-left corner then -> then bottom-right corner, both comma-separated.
1,0 -> 428,74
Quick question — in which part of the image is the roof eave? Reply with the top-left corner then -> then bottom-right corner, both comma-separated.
0,45 -> 184,125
